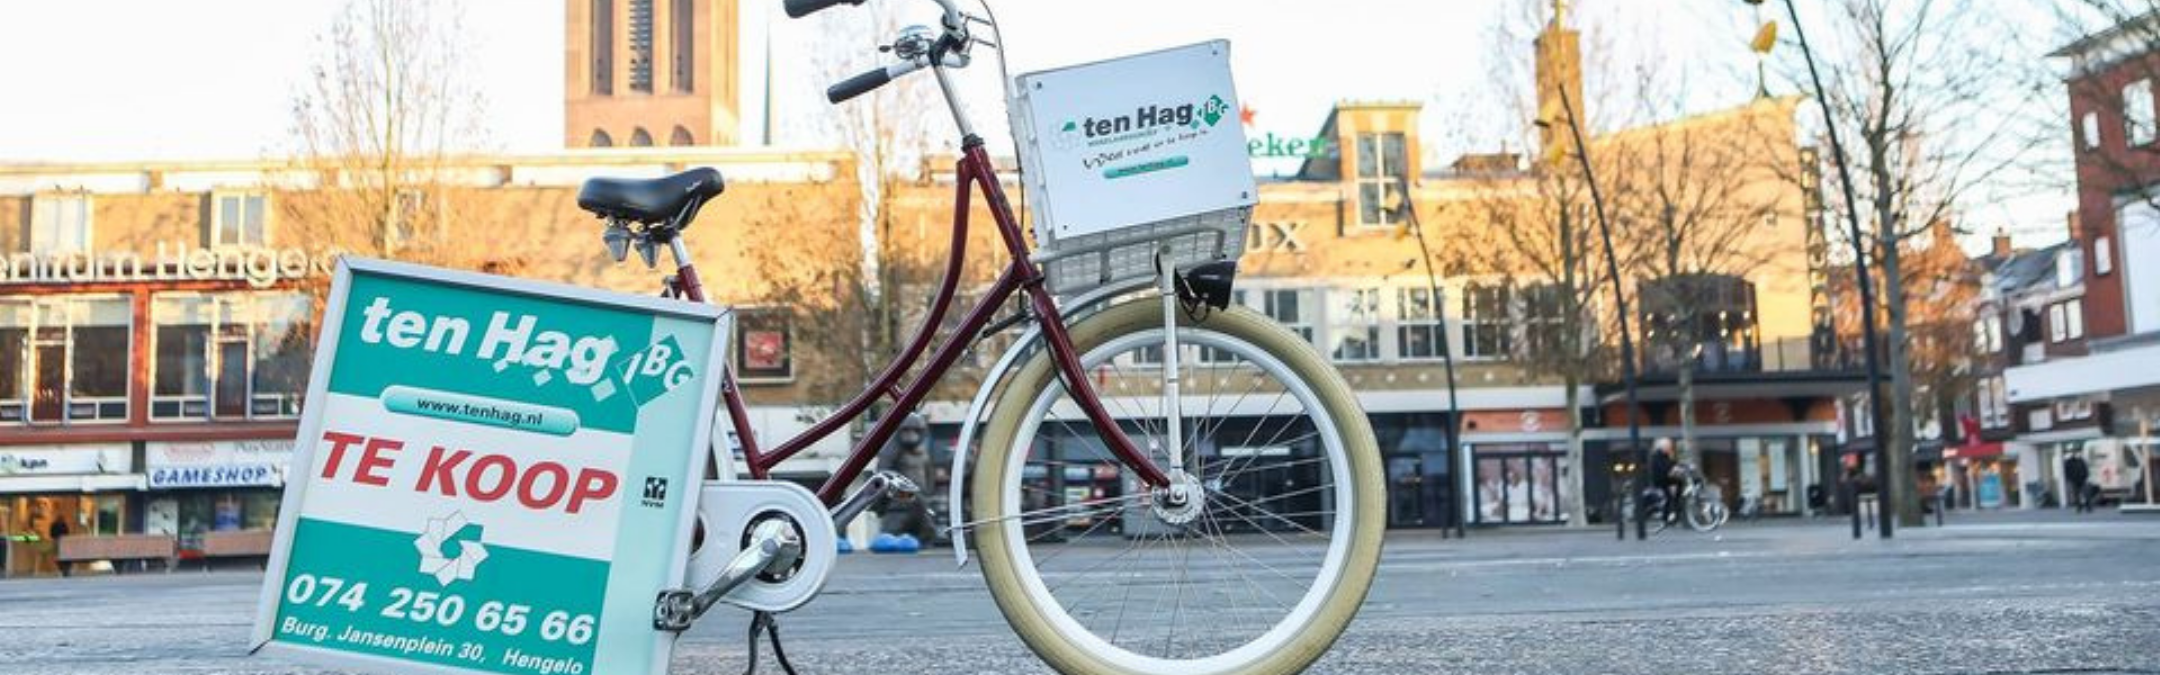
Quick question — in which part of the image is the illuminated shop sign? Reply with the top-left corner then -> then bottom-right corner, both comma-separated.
146,440 -> 295,489
0,243 -> 340,289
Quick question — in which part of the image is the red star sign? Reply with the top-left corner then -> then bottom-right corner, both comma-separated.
1240,105 -> 1256,126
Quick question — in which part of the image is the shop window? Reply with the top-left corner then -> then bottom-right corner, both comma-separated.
1461,285 -> 1512,359
1329,287 -> 1381,362
1354,132 -> 1407,227
151,293 -> 312,421
2125,79 -> 2155,147
3,296 -> 130,425
208,193 -> 271,247
27,194 -> 93,255
732,308 -> 793,382
1395,287 -> 1444,360
1472,445 -> 1568,524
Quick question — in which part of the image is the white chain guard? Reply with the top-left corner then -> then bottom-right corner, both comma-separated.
687,480 -> 835,613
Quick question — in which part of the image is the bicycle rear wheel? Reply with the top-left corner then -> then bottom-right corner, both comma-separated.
972,300 -> 1383,675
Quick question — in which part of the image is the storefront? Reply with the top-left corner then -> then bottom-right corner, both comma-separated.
0,444 -> 142,576
142,439 -> 291,555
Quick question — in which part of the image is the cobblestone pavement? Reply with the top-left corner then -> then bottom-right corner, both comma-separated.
3,511 -> 2156,674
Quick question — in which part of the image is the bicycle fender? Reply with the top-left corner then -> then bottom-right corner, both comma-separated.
947,323 -> 1042,568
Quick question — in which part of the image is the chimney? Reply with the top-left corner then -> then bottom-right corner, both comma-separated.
1992,229 -> 2012,258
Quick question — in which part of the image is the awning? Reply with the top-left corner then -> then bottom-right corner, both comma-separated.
1943,442 -> 2004,459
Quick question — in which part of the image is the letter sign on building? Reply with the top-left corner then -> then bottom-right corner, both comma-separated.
251,258 -> 729,675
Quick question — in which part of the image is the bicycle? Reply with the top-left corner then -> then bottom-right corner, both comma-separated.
576,0 -> 1385,672
1620,467 -> 1727,534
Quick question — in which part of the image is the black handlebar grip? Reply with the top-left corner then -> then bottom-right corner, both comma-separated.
827,67 -> 892,104
784,0 -> 860,19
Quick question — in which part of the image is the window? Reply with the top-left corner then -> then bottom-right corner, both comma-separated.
1355,132 -> 1408,227
2096,236 -> 2113,276
630,127 -> 654,147
2066,299 -> 2085,340
1329,288 -> 1381,362
671,0 -> 695,93
151,293 -> 312,421
590,129 -> 614,148
628,0 -> 655,93
2083,111 -> 2102,150
2048,303 -> 2066,342
0,296 -> 130,425
1396,287 -> 1444,360
1978,376 -> 2010,429
591,0 -> 614,95
670,125 -> 695,147
209,193 -> 270,247
1986,314 -> 2003,353
2125,79 -> 2155,146
1260,289 -> 1315,344
386,189 -> 430,251
2057,249 -> 2083,287
1462,285 -> 1512,359
1521,283 -> 1568,360
28,194 -> 92,255
733,308 -> 793,382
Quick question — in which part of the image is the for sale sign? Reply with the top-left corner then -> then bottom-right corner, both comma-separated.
250,258 -> 729,675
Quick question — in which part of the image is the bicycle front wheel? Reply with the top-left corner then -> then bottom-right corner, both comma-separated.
973,300 -> 1383,675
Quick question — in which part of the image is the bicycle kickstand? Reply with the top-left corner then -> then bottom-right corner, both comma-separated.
741,611 -> 799,675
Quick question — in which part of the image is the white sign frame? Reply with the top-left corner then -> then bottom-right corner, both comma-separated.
249,257 -> 730,675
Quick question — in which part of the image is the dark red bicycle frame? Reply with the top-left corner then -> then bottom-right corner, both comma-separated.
668,141 -> 1170,505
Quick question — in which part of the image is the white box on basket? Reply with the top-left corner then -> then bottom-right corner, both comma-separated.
1009,40 -> 1258,245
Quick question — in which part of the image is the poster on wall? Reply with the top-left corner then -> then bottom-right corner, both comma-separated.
250,258 -> 730,675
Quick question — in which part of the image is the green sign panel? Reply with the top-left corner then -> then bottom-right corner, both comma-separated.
251,258 -> 729,675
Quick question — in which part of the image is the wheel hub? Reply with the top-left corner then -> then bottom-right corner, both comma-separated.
1150,470 -> 1206,525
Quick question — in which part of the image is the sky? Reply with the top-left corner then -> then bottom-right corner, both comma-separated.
0,0 -> 2081,250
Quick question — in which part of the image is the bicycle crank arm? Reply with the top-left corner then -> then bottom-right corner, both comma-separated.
831,470 -> 924,533
654,518 -> 803,631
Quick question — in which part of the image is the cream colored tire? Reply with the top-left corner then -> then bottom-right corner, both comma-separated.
973,301 -> 1385,675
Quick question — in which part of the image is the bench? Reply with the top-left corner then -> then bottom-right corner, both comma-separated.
177,530 -> 276,571
57,534 -> 178,573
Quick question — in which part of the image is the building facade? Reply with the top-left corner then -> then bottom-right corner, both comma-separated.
1998,19 -> 2160,509
566,0 -> 743,147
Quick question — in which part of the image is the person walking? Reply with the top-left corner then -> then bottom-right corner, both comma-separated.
2064,451 -> 2092,514
46,514 -> 70,577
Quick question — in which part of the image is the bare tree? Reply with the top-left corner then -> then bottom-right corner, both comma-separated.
285,0 -> 509,270
747,4 -> 994,412
1794,0 -> 2053,525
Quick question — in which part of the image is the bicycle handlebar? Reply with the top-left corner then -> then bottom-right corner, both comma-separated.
828,61 -> 924,103
783,0 -> 863,19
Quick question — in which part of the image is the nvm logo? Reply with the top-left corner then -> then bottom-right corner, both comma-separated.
641,477 -> 668,508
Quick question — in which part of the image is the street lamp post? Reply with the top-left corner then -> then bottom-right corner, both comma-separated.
1545,86 -> 1652,541
1744,0 -> 1894,539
